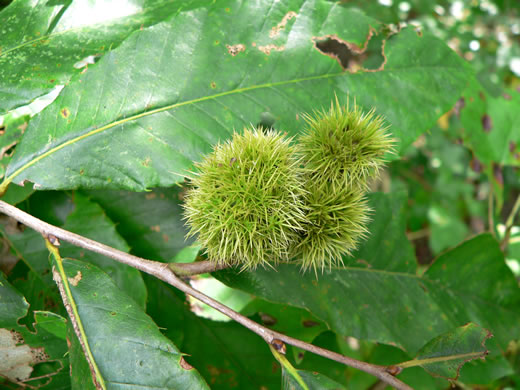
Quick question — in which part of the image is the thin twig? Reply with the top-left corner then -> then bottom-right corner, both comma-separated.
0,200 -> 412,390
406,228 -> 429,241
169,260 -> 229,275
501,193 -> 520,252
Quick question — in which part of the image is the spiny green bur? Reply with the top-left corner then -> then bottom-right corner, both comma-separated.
292,182 -> 371,272
294,99 -> 394,272
182,99 -> 393,274
182,128 -> 307,271
298,98 -> 394,192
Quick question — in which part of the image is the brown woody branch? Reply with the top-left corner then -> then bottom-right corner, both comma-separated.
0,199 -> 412,390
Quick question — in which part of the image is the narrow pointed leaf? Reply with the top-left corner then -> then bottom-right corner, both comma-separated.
3,0 -> 471,191
285,370 -> 346,390
399,323 -> 492,380
60,258 -> 209,389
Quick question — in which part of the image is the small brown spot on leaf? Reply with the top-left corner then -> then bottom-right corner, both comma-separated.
493,163 -> 503,186
226,44 -> 245,56
479,91 -> 486,101
259,312 -> 277,326
454,97 -> 465,117
210,81 -> 217,89
180,356 -> 194,370
60,108 -> 70,118
145,193 -> 156,200
356,258 -> 372,268
302,320 -> 320,328
17,122 -> 29,134
79,169 -> 85,175
67,271 -> 82,286
150,225 -> 161,232
503,93 -> 512,100
162,233 -> 169,243
470,156 -> 483,173
270,11 -> 297,38
509,141 -> 516,153
481,114 -> 492,132
142,157 -> 151,167
258,44 -> 285,55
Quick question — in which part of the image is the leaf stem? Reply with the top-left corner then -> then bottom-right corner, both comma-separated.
501,193 -> 520,251
0,199 -> 412,390
397,351 -> 484,369
45,238 -> 106,390
270,344 -> 309,390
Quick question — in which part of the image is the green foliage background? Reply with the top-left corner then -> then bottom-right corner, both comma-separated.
0,0 -> 519,389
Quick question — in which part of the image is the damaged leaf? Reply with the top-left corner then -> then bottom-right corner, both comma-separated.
0,328 -> 48,383
60,259 -> 209,389
459,79 -> 520,166
1,0 -> 471,192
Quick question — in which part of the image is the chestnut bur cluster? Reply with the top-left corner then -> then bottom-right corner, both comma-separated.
182,99 -> 394,273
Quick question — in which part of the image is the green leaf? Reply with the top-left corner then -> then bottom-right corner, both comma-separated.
145,276 -> 281,390
60,193 -> 147,307
346,191 -> 416,272
285,370 -> 346,390
398,323 -> 491,380
2,1 -> 471,191
5,191 -> 146,308
242,298 -> 327,363
69,322 -> 97,390
0,305 -> 70,389
0,113 -> 30,182
459,80 -> 520,166
60,258 -> 209,389
15,311 -> 70,389
0,0 -> 207,113
188,277 -> 252,322
216,233 -> 520,355
85,187 -> 191,261
242,299 -> 327,344
273,341 -> 347,390
428,204 -> 469,254
0,270 -> 28,327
